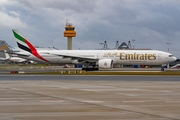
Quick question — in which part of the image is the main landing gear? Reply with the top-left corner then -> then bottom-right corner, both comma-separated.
81,62 -> 99,71
161,67 -> 164,71
82,67 -> 99,71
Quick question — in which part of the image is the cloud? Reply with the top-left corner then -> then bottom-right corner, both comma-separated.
0,0 -> 11,5
0,9 -> 27,28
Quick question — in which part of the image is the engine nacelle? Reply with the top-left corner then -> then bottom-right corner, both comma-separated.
98,59 -> 113,69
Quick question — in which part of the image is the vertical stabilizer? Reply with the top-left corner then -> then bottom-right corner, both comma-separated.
12,29 -> 48,62
4,50 -> 10,59
12,29 -> 35,53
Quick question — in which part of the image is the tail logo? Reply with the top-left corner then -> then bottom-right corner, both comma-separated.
12,29 -> 49,62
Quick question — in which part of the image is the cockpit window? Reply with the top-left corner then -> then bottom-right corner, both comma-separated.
169,55 -> 174,57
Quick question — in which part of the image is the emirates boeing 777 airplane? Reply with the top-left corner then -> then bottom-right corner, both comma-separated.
11,29 -> 177,71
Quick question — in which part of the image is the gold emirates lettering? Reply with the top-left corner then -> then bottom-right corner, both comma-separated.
120,52 -> 156,60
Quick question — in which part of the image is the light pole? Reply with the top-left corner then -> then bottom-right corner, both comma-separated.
99,42 -> 104,50
166,42 -> 171,52
131,39 -> 135,49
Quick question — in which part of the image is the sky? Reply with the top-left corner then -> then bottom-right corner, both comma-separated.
0,0 -> 180,57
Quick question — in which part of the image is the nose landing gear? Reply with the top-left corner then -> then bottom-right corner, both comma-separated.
161,67 -> 164,71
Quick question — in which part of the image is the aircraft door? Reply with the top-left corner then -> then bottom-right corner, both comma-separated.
96,53 -> 100,59
157,53 -> 162,60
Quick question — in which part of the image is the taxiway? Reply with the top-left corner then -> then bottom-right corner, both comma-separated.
0,75 -> 179,120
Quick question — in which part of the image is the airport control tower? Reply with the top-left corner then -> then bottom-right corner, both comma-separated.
64,21 -> 76,50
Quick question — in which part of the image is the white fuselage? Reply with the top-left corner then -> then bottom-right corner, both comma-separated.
8,57 -> 27,63
16,49 -> 177,65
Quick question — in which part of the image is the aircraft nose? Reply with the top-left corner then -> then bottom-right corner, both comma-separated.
174,56 -> 177,61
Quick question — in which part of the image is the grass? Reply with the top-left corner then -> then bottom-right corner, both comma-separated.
1,64 -> 180,75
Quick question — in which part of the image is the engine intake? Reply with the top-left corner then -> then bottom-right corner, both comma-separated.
98,59 -> 113,69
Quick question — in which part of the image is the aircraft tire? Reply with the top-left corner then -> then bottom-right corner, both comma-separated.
82,68 -> 99,71
161,67 -> 164,71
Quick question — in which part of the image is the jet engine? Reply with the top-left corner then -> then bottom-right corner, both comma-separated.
98,59 -> 113,69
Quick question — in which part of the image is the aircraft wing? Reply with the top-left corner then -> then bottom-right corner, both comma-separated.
0,57 -> 7,61
45,53 -> 99,62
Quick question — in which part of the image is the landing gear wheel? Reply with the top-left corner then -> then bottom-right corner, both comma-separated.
95,68 -> 99,71
82,68 -> 99,71
161,67 -> 164,71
